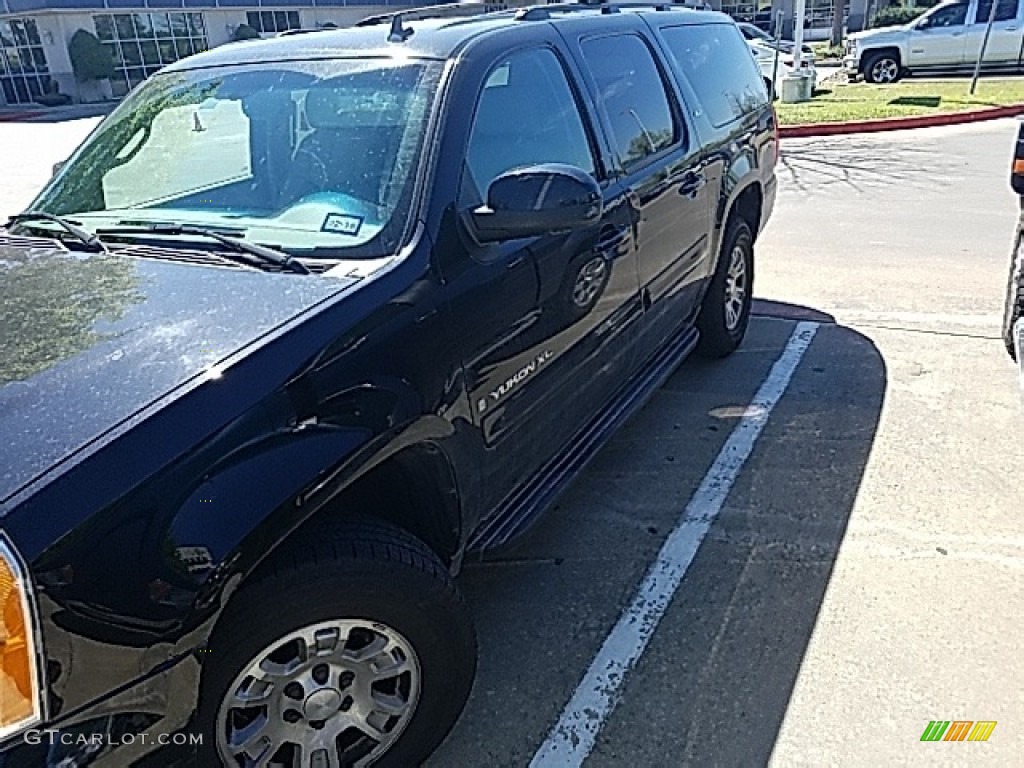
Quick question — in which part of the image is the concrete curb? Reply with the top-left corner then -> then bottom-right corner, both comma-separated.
780,103 -> 1024,138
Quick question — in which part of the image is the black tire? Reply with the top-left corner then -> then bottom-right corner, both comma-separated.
862,51 -> 901,84
197,517 -> 476,768
1003,230 -> 1024,360
697,217 -> 754,358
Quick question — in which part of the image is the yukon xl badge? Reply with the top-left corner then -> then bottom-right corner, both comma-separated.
321,213 -> 364,236
478,350 -> 554,413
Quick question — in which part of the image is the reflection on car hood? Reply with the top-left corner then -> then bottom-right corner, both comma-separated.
0,235 -> 354,503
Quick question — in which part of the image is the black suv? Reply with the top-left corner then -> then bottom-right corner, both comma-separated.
0,3 -> 776,765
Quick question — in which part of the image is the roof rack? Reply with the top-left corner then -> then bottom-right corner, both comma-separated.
515,0 -> 710,21
355,0 -> 710,43
355,2 -> 510,42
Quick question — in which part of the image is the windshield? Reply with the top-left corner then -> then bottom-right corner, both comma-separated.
29,57 -> 443,258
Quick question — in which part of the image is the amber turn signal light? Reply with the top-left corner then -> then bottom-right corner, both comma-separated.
0,537 -> 40,740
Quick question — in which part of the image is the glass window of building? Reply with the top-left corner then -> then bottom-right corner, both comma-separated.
246,11 -> 302,35
93,13 -> 209,98
0,18 -> 51,106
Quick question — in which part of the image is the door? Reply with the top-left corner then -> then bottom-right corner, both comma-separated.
907,1 -> 969,67
965,0 -> 1023,65
572,29 -> 713,368
438,44 -> 641,514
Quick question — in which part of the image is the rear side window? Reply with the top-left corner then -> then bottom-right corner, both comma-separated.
660,23 -> 768,128
579,34 -> 680,173
975,0 -> 1018,23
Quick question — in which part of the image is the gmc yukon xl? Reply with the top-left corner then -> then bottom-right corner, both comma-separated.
0,2 -> 777,765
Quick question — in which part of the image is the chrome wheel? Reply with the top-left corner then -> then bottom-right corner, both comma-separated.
217,619 -> 421,768
870,58 -> 898,84
724,244 -> 747,332
571,257 -> 607,308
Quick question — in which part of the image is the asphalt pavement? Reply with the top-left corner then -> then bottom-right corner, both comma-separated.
1,116 -> 1021,767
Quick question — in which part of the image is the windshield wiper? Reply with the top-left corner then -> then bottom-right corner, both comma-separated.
6,212 -> 108,253
96,223 -> 310,275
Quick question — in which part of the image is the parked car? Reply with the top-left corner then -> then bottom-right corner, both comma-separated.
0,3 -> 777,766
845,0 -> 1024,83
1006,119 -> 1024,360
737,20 -> 816,59
749,39 -> 818,96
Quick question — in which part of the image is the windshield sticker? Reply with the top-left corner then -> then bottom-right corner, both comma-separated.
322,213 -> 364,236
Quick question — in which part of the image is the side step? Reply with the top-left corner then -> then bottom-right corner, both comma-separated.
467,326 -> 699,553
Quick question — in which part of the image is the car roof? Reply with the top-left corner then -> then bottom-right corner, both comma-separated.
163,3 -> 732,72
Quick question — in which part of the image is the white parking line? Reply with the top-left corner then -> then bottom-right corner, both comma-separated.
529,321 -> 820,768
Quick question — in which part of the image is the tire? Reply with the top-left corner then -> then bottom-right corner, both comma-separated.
697,217 -> 754,358
1003,229 -> 1024,360
863,51 -> 901,84
197,517 -> 477,768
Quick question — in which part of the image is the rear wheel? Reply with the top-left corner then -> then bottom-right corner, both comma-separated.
1003,230 -> 1024,360
198,517 -> 476,767
696,218 -> 754,358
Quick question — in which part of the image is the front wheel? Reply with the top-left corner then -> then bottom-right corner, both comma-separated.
863,52 -> 901,84
696,218 -> 754,358
198,517 -> 477,767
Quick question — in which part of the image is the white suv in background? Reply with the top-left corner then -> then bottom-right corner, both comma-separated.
749,39 -> 817,96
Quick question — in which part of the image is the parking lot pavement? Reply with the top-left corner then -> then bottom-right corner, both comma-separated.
1,115 -> 1022,766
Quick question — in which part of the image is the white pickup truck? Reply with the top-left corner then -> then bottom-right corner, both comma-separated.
844,0 -> 1024,83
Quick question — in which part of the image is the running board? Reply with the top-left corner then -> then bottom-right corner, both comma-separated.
467,326 -> 700,553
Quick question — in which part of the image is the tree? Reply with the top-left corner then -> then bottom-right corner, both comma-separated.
232,23 -> 261,41
830,0 -> 845,46
68,29 -> 114,82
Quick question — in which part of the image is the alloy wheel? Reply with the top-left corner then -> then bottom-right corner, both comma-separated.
217,619 -> 421,768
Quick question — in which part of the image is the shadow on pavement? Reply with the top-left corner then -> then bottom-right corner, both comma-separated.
429,301 -> 887,768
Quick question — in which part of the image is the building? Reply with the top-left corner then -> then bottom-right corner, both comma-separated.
0,0 -> 443,105
1,0 -> 909,107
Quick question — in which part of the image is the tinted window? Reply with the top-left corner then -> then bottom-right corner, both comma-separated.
660,23 -> 768,128
926,2 -> 968,25
463,48 -> 596,203
975,0 -> 1017,22
579,35 -> 679,172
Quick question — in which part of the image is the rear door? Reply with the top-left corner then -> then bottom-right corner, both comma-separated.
965,0 -> 1023,65
560,16 -> 713,369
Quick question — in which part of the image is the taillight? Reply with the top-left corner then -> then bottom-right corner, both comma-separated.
0,536 -> 41,740
1012,120 -> 1024,194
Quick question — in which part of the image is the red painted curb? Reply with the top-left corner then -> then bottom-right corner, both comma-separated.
779,102 -> 1024,138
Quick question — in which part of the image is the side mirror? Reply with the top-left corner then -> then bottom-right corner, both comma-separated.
471,163 -> 602,243
52,160 -> 66,177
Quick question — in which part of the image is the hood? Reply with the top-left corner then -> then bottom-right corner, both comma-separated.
849,24 -> 912,43
0,235 -> 356,503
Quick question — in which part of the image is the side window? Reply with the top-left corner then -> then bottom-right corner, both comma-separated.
579,34 -> 680,173
659,24 -> 768,129
927,3 -> 968,26
463,47 -> 596,205
975,0 -> 1018,22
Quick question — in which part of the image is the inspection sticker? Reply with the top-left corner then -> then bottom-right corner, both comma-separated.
321,213 -> 364,236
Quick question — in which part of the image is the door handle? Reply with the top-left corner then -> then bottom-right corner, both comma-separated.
679,172 -> 706,198
1006,25 -> 1018,30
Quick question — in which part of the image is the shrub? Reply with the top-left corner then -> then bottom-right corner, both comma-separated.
232,23 -> 261,41
68,29 -> 114,82
870,6 -> 927,27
